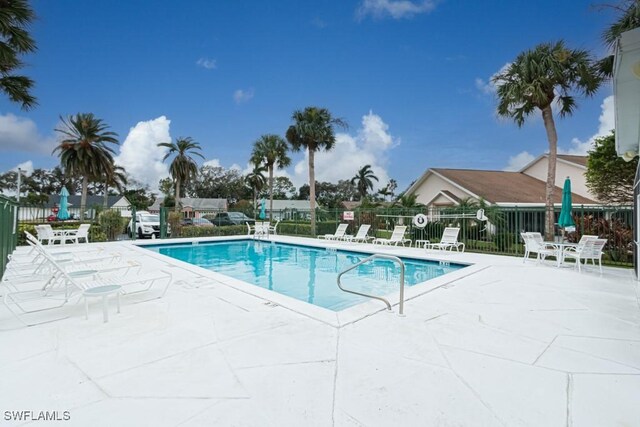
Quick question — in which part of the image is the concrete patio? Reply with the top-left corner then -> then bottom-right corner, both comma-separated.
1,237 -> 639,426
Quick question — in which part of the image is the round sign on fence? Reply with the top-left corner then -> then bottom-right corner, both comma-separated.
413,214 -> 428,228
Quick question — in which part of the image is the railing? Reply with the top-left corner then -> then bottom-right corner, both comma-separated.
337,254 -> 406,315
0,195 -> 19,279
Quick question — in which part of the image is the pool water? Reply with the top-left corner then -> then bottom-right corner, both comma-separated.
145,240 -> 466,311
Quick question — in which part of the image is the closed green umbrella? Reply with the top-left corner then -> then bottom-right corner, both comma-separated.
557,177 -> 575,239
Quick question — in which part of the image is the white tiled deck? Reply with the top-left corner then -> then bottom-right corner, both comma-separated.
1,236 -> 639,426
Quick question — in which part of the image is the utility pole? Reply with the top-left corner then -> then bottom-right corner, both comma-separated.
16,168 -> 22,203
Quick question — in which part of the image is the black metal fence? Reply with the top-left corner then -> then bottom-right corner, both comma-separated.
16,202 -> 634,267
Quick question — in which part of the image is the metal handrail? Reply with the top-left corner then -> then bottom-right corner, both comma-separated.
337,254 -> 406,315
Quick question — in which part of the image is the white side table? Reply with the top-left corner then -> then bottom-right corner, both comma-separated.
83,284 -> 122,323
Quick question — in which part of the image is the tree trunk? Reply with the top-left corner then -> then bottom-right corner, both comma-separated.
253,188 -> 257,220
269,165 -> 274,222
541,105 -> 558,241
80,175 -> 88,221
308,149 -> 316,236
103,182 -> 109,210
175,178 -> 181,213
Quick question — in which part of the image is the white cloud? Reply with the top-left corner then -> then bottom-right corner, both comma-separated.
292,111 -> 396,190
196,57 -> 217,70
475,62 -> 511,95
233,88 -> 254,104
203,158 -> 222,168
356,0 -> 437,20
14,160 -> 34,176
504,151 -> 535,171
0,113 -> 57,154
114,116 -> 171,191
560,95 -> 615,155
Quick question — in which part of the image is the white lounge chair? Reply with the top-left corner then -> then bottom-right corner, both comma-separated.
425,227 -> 465,252
373,226 -> 411,246
521,232 -> 556,263
2,250 -> 173,326
5,232 -> 137,283
320,223 -> 348,240
342,224 -> 373,243
563,238 -> 607,273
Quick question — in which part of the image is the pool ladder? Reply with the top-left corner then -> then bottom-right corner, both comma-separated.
337,254 -> 406,316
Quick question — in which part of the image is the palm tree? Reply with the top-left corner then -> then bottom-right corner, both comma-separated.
157,137 -> 204,212
54,113 -> 119,220
598,1 -> 640,77
0,0 -> 37,109
394,193 -> 426,209
101,165 -> 128,209
351,164 -> 379,200
245,163 -> 267,219
250,134 -> 291,221
492,41 -> 601,240
286,107 -> 347,235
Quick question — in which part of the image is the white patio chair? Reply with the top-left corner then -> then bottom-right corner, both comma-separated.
563,238 -> 607,273
372,226 -> 411,246
268,220 -> 280,235
254,222 -> 270,238
342,224 -> 373,243
562,235 -> 598,258
66,224 -> 91,244
320,223 -> 349,240
425,227 -> 465,252
521,232 -> 557,263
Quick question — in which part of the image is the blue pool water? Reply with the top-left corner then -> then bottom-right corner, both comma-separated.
145,240 -> 466,311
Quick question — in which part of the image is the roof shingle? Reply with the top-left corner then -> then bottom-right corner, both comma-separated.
432,168 -> 596,204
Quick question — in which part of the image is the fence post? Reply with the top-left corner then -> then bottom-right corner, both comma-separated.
580,205 -> 584,235
160,207 -> 167,239
131,206 -> 137,240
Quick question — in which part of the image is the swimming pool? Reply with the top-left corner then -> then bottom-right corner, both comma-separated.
145,240 -> 466,311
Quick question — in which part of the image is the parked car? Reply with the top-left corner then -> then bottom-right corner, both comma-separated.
209,212 -> 255,226
127,211 -> 170,238
181,218 -> 214,227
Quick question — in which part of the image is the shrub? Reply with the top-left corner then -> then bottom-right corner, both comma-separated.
99,210 -> 123,241
277,221 -> 338,237
493,232 -> 516,252
167,211 -> 182,237
179,225 -> 245,238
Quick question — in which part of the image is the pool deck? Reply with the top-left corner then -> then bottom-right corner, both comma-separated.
1,236 -> 639,426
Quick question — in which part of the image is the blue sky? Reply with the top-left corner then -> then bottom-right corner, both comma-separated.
0,0 -> 617,193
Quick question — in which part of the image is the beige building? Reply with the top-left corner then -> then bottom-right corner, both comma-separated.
404,154 -> 598,209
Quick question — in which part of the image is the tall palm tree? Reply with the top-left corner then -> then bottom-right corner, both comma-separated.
157,137 -> 204,212
0,0 -> 37,109
250,134 -> 291,221
245,163 -> 267,219
492,41 -> 601,240
54,113 -> 119,220
598,0 -> 640,77
101,165 -> 128,209
351,164 -> 379,200
286,107 -> 347,235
